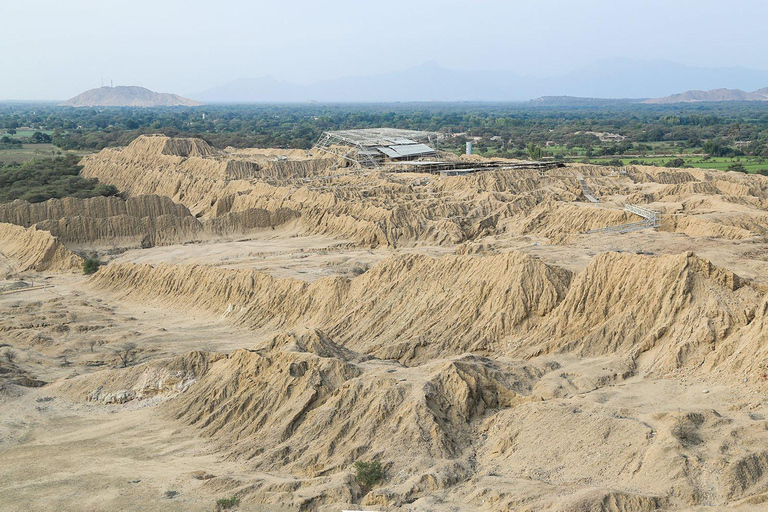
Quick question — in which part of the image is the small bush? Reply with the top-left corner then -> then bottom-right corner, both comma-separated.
354,460 -> 383,488
83,258 -> 101,275
216,496 -> 240,510
164,490 -> 178,499
672,417 -> 703,447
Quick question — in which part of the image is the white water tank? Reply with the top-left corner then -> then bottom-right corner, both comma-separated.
466,141 -> 473,155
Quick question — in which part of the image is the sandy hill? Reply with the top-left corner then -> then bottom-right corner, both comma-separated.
7,136 -> 768,510
645,87 -> 768,104
60,86 -> 203,107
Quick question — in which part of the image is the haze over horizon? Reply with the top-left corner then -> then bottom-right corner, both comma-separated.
3,0 -> 768,100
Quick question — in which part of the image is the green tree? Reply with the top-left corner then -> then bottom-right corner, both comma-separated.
31,131 -> 52,143
526,142 -> 543,160
665,158 -> 686,168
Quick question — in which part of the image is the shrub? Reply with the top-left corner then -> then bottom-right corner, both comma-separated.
215,496 -> 240,510
83,258 -> 101,275
354,460 -> 383,488
727,163 -> 747,173
671,416 -> 703,447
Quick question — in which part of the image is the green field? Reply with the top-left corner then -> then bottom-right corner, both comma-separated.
589,156 -> 768,173
0,129 -> 54,138
0,144 -> 92,165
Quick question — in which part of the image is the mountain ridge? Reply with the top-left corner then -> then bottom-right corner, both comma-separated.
644,87 -> 768,104
191,59 -> 768,103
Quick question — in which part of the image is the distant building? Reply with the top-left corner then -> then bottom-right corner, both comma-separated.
313,128 -> 440,168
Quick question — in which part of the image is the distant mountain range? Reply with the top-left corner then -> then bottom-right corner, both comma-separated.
644,87 -> 768,104
61,86 -> 203,107
191,59 -> 768,103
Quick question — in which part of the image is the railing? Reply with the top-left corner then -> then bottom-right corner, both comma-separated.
584,204 -> 661,235
624,204 -> 661,227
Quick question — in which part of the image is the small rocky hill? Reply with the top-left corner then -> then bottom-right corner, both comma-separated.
60,86 -> 202,107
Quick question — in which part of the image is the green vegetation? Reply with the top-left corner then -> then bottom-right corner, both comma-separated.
0,154 -> 118,203
527,142 -> 543,160
590,155 -> 768,173
3,101 -> 768,172
82,258 -> 101,275
354,460 -> 383,488
215,496 -> 240,510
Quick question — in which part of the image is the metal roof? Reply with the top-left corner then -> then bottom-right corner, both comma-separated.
322,128 -> 438,147
375,143 -> 435,159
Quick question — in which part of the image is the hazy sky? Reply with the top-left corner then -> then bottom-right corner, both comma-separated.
2,0 -> 767,99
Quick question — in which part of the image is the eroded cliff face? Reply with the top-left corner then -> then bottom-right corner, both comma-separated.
88,252 -> 572,363
0,195 -> 191,227
0,195 -> 300,249
76,136 -> 768,249
0,222 -> 82,273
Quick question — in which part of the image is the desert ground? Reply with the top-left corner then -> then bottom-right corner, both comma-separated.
4,135 -> 768,511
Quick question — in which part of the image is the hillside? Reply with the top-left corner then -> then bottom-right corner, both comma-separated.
645,87 -> 768,104
60,86 -> 203,107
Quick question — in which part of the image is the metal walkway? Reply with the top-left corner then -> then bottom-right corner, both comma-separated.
584,204 -> 662,235
578,177 -> 600,203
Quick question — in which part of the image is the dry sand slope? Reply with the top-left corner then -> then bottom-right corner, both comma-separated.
5,136 -> 768,511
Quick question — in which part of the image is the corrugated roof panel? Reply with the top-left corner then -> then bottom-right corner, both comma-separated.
374,144 -> 436,159
387,143 -> 436,158
375,146 -> 400,158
